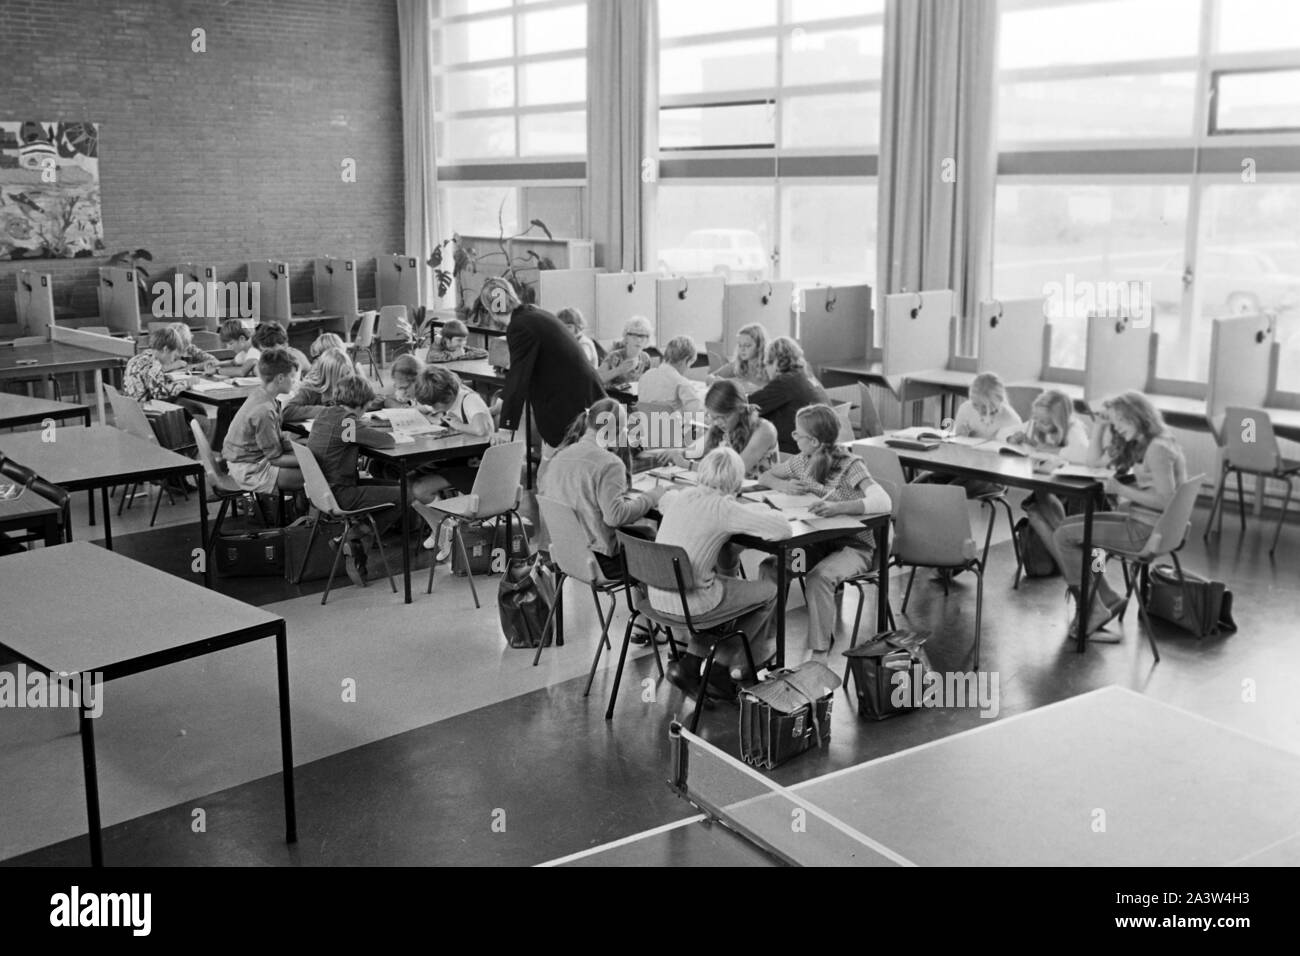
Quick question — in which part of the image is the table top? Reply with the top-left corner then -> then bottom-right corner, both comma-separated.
443,358 -> 506,384
0,488 -> 61,524
0,393 -> 90,425
0,425 -> 201,487
0,342 -> 126,376
0,542 -> 282,678
821,358 -> 884,376
360,429 -> 492,463
181,379 -> 258,404
853,435 -> 1104,496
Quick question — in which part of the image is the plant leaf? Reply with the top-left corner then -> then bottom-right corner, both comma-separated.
530,219 -> 553,241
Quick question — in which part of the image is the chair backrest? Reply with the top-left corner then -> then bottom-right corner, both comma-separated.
1141,474 -> 1206,559
191,330 -> 222,351
537,495 -> 604,585
28,474 -> 70,509
353,310 -> 377,348
858,443 -> 906,517
1005,384 -> 1044,423
856,383 -> 885,438
1223,407 -> 1281,473
290,442 -> 343,516
0,454 -> 38,487
469,440 -> 526,514
632,400 -> 689,450
831,402 -> 855,443
103,383 -> 159,444
190,420 -> 242,492
895,484 -> 978,567
705,340 -> 726,372
377,305 -> 409,340
616,530 -> 698,593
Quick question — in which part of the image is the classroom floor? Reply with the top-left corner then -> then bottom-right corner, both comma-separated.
2,480 -> 1298,866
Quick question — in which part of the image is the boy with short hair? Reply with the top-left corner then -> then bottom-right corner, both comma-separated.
251,321 -> 311,375
426,318 -> 488,363
222,347 -> 305,495
218,319 -> 260,376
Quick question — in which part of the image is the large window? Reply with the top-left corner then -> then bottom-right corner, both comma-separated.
432,0 -> 587,287
993,0 -> 1300,388
654,0 -> 883,288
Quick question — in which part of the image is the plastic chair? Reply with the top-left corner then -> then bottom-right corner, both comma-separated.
609,531 -> 768,732
349,310 -> 380,383
831,402 -> 855,443
856,383 -> 885,438
1204,408 -> 1298,555
190,419 -> 261,565
534,496 -> 649,679
104,383 -> 181,526
376,305 -> 411,367
291,442 -> 397,605
894,484 -> 986,669
1005,385 -> 1044,423
411,440 -> 526,609
1109,475 -> 1206,662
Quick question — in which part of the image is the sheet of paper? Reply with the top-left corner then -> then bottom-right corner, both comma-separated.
944,435 -> 988,447
186,378 -> 230,392
891,426 -> 952,442
232,376 -> 261,387
370,407 -> 442,435
1053,464 -> 1113,480
761,492 -> 822,512
797,514 -> 870,532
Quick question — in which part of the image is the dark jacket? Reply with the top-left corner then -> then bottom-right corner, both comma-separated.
499,305 -> 607,448
750,370 -> 831,454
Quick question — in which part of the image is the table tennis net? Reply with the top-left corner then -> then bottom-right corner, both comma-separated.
669,723 -> 910,867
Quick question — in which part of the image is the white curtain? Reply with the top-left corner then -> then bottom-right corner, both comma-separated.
587,0 -> 657,272
396,0 -> 439,307
877,0 -> 999,351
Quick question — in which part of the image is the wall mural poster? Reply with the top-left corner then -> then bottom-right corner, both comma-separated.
0,120 -> 104,261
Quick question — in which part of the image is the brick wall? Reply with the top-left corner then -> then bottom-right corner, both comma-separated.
0,0 -> 403,326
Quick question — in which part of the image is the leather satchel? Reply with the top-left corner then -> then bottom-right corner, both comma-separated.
739,661 -> 841,770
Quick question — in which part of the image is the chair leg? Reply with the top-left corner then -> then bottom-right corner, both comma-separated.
207,498 -> 230,566
455,524 -> 480,609
691,645 -> 720,734
321,521 -> 346,606
972,564 -> 984,671
1271,476 -> 1292,556
603,616 -> 637,719
296,515 -> 321,584
149,481 -> 165,527
1000,497 -> 1022,580
1235,469 -> 1247,533
533,570 -> 566,667
902,566 -> 917,613
1133,574 -> 1162,663
980,500 -> 998,568
117,483 -> 132,516
368,514 -> 397,593
1204,463 -> 1228,540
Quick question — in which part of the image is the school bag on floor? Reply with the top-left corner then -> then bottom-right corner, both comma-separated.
1013,516 -> 1059,578
497,553 -> 557,649
1144,565 -> 1237,637
739,661 -> 840,769
842,630 -> 933,720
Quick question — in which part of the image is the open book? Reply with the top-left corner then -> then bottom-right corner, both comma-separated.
367,407 -> 444,436
1053,463 -> 1113,480
185,378 -> 231,393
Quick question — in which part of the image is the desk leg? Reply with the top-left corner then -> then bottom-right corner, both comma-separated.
88,490 -> 96,528
43,514 -> 59,547
399,459 -> 412,604
1076,490 -> 1095,653
94,369 -> 106,425
876,520 -> 891,633
197,472 -> 211,588
274,623 -> 298,844
100,486 -> 112,550
79,706 -> 104,867
776,546 -> 788,669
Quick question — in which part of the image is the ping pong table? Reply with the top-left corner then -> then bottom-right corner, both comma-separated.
544,686 -> 1300,867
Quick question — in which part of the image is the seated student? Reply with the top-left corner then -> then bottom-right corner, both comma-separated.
123,326 -> 192,403
636,335 -> 703,414
411,366 -> 496,556
1009,389 -> 1092,573
310,332 -> 348,361
757,404 -> 891,663
221,347 -> 305,495
251,321 -> 311,375
282,348 -> 352,423
540,398 -> 666,641
919,371 -> 1023,499
166,323 -> 218,373
653,447 -> 792,695
749,337 -> 831,454
217,319 -> 260,376
381,354 -> 428,410
426,318 -> 489,363
1051,391 -> 1187,635
599,315 -> 654,387
557,307 -> 599,366
710,323 -> 771,395
306,374 -> 399,587
657,379 -> 778,478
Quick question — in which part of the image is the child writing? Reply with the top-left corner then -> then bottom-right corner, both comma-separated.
217,319 -> 259,376
1013,389 -> 1093,577
921,371 -> 1022,498
282,348 -> 352,423
757,404 -> 891,663
426,318 -> 489,363
636,335 -> 703,414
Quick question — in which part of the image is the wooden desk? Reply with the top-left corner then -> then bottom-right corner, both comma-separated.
0,426 -> 208,577
0,342 -> 125,424
854,436 -> 1106,655
0,393 -> 92,430
0,488 -> 63,546
360,431 -> 492,604
0,543 -> 294,866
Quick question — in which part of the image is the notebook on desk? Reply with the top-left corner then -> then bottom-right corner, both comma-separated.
367,407 -> 445,437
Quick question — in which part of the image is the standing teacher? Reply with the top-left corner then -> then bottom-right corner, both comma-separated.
489,278 -> 607,482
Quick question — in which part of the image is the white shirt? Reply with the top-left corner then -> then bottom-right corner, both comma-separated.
636,363 -> 703,413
